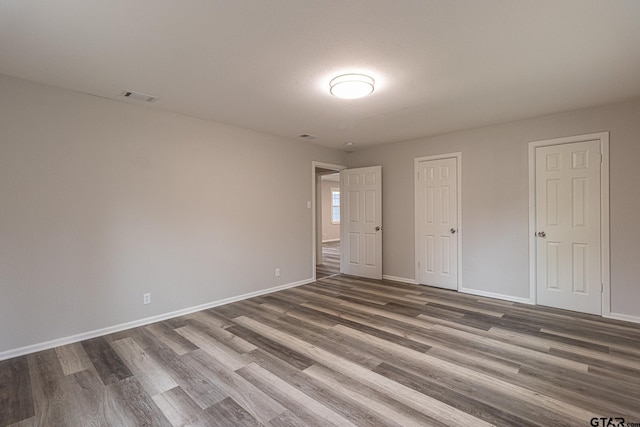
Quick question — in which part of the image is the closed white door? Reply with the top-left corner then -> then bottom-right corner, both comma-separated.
340,166 -> 382,279
416,157 -> 458,290
535,140 -> 601,314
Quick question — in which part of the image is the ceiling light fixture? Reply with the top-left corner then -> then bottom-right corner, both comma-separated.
330,74 -> 374,99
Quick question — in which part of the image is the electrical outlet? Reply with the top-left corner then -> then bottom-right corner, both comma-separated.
143,293 -> 151,304
275,268 -> 280,277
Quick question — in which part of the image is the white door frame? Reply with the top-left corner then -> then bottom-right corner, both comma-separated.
528,132 -> 610,315
312,161 -> 346,281
414,152 -> 462,290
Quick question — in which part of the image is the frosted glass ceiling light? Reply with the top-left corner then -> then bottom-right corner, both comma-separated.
330,74 -> 374,99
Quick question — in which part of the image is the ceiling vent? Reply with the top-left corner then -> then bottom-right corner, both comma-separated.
121,90 -> 159,103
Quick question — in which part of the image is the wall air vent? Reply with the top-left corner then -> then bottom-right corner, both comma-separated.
298,134 -> 317,140
121,90 -> 159,103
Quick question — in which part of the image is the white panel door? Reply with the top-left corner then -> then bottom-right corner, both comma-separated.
340,166 -> 382,279
536,140 -> 601,314
416,158 -> 458,289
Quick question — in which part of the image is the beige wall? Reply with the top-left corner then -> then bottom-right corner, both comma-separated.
3,72 -> 639,356
348,98 -> 640,319
0,74 -> 347,354
321,178 -> 340,242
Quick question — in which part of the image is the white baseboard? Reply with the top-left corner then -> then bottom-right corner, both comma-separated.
385,278 -> 534,305
322,239 -> 340,243
462,288 -> 640,324
382,275 -> 418,285
459,286 -> 533,305
0,277 -> 314,361
604,311 -> 640,325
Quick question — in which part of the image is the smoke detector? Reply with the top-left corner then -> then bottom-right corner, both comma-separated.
121,90 -> 160,103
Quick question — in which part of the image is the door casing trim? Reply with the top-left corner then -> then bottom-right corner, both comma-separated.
414,152 -> 462,291
528,132 -> 610,316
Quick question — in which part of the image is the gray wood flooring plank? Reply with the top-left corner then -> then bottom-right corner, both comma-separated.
30,363 -> 109,426
374,361 -> 562,427
516,365 -> 640,417
234,315 -> 494,427
537,330 -> 612,352
108,326 -> 162,352
294,288 -> 437,330
58,369 -> 113,426
225,324 -> 315,370
5,417 -> 35,427
237,362 -> 357,427
148,344 -> 227,411
267,410 -> 312,427
0,357 -> 33,427
548,347 -> 640,378
258,294 -> 341,328
145,321 -> 199,356
318,276 -> 423,296
54,342 -> 93,376
539,327 -> 640,353
258,302 -> 340,329
183,317 -> 256,354
203,397 -> 262,427
194,309 -> 236,329
210,300 -> 257,319
26,349 -> 67,426
175,326 -> 247,371
152,386 -> 220,427
224,300 -> 385,369
427,323 -> 591,372
107,376 -> 173,427
247,311 -> 385,370
303,363 -> 446,427
184,349 -> 287,423
240,349 -> 400,427
81,336 -> 133,386
332,321 -> 601,424
111,337 -> 179,396
260,291 -> 311,306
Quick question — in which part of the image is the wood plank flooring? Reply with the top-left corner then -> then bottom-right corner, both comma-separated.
2,275 -> 640,426
316,241 -> 340,279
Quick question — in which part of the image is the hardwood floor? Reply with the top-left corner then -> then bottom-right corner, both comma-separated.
316,241 -> 340,279
2,275 -> 640,426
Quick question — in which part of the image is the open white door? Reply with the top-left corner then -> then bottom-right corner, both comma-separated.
340,166 -> 382,279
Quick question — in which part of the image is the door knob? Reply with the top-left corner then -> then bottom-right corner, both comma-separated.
375,226 -> 381,231
537,231 -> 546,238
450,228 -> 456,234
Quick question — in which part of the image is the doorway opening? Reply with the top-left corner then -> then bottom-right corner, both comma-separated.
317,173 -> 341,279
312,162 -> 346,281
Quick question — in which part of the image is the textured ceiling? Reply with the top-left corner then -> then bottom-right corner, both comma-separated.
1,1 -> 640,150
